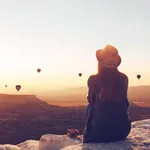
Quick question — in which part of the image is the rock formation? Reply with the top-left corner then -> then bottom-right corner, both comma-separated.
0,119 -> 150,150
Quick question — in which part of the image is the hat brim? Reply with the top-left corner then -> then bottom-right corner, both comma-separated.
96,49 -> 121,67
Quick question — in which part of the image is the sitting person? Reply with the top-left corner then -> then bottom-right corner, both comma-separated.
83,45 -> 131,143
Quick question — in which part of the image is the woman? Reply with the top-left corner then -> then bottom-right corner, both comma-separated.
83,45 -> 131,143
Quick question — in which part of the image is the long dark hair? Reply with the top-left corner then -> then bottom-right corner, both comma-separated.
96,62 -> 123,103
97,62 -> 118,74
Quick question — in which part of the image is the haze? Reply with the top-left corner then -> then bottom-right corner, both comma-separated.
0,0 -> 150,97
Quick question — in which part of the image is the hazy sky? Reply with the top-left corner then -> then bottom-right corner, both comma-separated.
0,0 -> 150,95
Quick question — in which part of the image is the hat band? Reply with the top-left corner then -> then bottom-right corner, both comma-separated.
100,62 -> 118,68
100,56 -> 119,68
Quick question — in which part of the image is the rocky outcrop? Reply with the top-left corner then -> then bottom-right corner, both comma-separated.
0,94 -> 56,114
0,119 -> 150,150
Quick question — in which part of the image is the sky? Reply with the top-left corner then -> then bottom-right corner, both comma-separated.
0,0 -> 150,96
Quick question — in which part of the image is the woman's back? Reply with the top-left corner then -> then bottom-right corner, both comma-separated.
83,45 -> 131,143
83,69 -> 131,143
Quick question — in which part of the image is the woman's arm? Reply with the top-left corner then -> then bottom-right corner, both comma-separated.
87,75 -> 95,103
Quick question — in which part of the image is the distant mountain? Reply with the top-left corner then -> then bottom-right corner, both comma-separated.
0,94 -> 58,114
49,85 -> 150,98
128,86 -> 150,101
47,86 -> 150,100
46,86 -> 150,107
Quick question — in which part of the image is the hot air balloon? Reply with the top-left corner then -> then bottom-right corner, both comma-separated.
16,85 -> 21,91
37,68 -> 41,73
79,73 -> 82,77
137,74 -> 141,79
5,85 -> 7,87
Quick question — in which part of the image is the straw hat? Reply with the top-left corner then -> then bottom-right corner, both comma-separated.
96,45 -> 121,68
